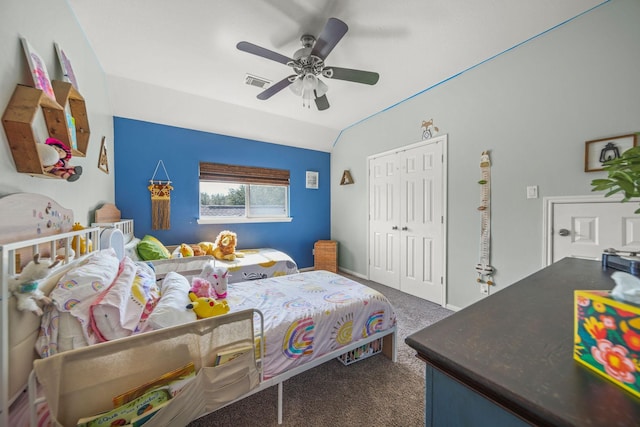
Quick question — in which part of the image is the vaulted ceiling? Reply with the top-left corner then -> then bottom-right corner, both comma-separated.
67,0 -> 605,152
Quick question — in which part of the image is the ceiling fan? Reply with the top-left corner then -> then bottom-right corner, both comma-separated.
237,17 -> 379,111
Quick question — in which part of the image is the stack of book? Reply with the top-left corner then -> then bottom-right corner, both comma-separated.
76,362 -> 196,427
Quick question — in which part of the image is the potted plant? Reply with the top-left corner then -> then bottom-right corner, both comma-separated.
591,146 -> 640,213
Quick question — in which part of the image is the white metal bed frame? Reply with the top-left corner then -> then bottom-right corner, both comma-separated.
1,228 -> 397,426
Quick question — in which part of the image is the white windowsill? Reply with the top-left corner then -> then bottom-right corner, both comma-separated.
197,217 -> 293,225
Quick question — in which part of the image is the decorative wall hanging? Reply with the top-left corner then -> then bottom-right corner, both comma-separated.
20,38 -> 55,101
306,171 -> 319,189
54,42 -> 79,90
148,160 -> 173,230
475,151 -> 495,292
585,133 -> 637,172
98,136 -> 109,174
421,118 -> 439,140
340,170 -> 354,185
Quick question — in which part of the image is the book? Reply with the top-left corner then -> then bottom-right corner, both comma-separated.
214,344 -> 253,366
77,388 -> 171,427
127,400 -> 171,427
112,362 -> 195,407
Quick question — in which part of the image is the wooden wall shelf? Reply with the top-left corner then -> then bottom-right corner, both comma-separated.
2,83 -> 91,178
52,80 -> 90,157
2,84 -> 66,177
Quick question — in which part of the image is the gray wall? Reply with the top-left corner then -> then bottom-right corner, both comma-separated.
0,0 -> 114,223
331,0 -> 640,309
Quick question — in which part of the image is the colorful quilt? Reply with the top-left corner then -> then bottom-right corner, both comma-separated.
225,270 -> 397,379
218,248 -> 299,283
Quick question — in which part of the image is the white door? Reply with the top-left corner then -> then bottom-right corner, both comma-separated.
548,198 -> 640,263
369,152 -> 401,289
368,137 -> 446,304
399,144 -> 444,302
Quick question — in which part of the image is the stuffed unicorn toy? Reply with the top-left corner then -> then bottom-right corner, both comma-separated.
190,261 -> 229,299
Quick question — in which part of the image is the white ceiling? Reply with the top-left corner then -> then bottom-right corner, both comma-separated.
67,0 -> 605,152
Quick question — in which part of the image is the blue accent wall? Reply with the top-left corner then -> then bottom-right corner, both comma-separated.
113,117 -> 331,269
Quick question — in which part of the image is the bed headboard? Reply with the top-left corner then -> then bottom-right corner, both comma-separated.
0,193 -> 75,245
94,203 -> 121,223
92,203 -> 134,243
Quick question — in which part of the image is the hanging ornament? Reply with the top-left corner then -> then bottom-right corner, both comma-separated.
148,160 -> 173,230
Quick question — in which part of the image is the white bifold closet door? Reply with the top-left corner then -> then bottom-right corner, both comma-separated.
369,137 -> 446,305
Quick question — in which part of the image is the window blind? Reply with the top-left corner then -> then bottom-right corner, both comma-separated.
199,162 -> 290,186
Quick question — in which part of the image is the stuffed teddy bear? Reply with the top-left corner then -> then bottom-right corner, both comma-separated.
9,253 -> 60,316
212,230 -> 244,261
185,292 -> 230,319
37,138 -> 83,182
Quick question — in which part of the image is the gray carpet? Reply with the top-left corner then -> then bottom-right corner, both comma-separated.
188,273 -> 453,427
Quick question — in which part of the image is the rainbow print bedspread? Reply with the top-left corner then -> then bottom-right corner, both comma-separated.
218,248 -> 299,283
226,270 -> 397,379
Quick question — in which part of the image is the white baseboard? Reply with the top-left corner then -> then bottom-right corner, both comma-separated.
337,267 -> 367,280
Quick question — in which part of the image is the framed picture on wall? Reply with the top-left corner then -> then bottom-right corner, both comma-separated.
306,171 -> 319,189
20,38 -> 56,101
585,133 -> 638,172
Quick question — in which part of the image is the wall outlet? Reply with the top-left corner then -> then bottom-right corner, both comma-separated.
480,282 -> 489,295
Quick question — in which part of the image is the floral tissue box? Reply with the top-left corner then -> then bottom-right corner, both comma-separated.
574,290 -> 640,398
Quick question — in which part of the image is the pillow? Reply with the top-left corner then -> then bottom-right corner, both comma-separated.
137,235 -> 171,261
146,272 -> 196,330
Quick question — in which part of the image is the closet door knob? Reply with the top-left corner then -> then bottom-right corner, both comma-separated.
402,226 -> 408,231
558,228 -> 570,237
392,226 -> 398,230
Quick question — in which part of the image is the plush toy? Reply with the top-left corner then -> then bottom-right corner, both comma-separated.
201,262 -> 229,299
179,243 -> 194,258
189,277 -> 214,299
197,241 -> 215,256
8,254 -> 60,316
71,222 -> 93,255
186,291 -> 230,319
212,230 -> 244,261
37,138 -> 83,182
190,262 -> 229,299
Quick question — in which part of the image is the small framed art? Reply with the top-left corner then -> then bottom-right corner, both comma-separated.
306,171 -> 319,189
585,133 -> 637,172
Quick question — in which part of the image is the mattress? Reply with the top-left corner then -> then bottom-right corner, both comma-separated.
225,270 -> 397,379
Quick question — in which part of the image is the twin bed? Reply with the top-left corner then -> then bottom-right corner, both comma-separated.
1,194 -> 397,426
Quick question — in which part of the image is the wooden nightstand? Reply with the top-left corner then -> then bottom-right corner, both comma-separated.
314,240 -> 338,272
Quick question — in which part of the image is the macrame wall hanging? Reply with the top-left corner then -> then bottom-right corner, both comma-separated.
148,160 -> 173,230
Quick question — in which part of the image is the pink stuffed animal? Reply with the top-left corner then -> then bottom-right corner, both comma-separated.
189,277 -> 215,299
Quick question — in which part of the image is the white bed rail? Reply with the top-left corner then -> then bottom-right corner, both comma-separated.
0,227 -> 101,426
91,219 -> 134,242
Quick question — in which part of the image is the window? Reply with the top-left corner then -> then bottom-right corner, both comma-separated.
198,162 -> 291,224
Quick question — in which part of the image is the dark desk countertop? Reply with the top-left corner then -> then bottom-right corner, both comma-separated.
406,258 -> 640,427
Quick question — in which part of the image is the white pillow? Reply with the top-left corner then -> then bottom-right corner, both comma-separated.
146,272 -> 196,330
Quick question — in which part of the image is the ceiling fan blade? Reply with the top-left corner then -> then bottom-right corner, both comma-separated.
324,67 -> 379,85
310,17 -> 348,60
314,93 -> 330,111
237,41 -> 292,65
257,75 -> 296,100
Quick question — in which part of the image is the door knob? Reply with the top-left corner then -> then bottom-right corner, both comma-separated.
402,226 -> 408,231
392,226 -> 398,230
558,228 -> 570,237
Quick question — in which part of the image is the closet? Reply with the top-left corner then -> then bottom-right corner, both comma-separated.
368,135 -> 447,305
